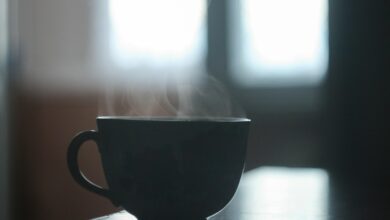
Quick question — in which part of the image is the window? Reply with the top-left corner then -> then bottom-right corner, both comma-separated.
107,0 -> 329,112
230,0 -> 329,87
109,0 -> 206,77
108,0 -> 328,87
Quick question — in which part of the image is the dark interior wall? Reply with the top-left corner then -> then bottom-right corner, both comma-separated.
244,111 -> 325,170
1,0 -> 9,218
325,0 -> 389,180
10,91 -> 119,219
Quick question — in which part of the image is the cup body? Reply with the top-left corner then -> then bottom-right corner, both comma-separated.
72,117 -> 250,219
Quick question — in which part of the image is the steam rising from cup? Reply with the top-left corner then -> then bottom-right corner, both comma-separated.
98,74 -> 245,119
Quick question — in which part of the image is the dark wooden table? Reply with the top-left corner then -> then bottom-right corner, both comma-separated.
94,166 -> 390,220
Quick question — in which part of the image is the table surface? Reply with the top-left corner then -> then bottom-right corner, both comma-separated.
94,166 -> 390,220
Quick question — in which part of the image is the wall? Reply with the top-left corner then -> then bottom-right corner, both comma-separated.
0,0 -> 9,218
325,0 -> 389,180
11,91 -> 120,219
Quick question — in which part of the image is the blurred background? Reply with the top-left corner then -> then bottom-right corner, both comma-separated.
0,0 -> 388,219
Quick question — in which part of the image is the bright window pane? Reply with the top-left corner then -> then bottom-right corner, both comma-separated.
231,0 -> 328,86
109,0 -> 206,73
241,167 -> 329,218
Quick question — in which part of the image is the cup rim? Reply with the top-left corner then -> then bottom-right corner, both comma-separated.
97,116 -> 250,122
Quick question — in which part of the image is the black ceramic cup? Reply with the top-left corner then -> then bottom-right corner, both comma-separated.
67,116 -> 250,220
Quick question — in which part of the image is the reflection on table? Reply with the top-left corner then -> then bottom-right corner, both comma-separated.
211,167 -> 328,220
94,166 -> 330,220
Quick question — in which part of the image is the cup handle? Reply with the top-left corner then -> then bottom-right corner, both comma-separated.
67,130 -> 116,204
